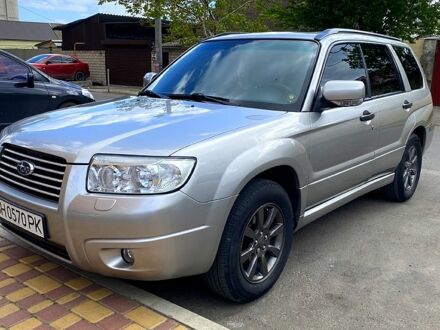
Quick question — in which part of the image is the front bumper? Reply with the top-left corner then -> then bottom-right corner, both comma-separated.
0,165 -> 235,280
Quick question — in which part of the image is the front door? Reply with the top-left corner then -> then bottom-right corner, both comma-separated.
306,43 -> 376,207
0,53 -> 49,129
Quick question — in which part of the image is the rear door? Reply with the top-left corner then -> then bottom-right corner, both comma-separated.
0,53 -> 49,129
59,56 -> 77,79
359,43 -> 409,175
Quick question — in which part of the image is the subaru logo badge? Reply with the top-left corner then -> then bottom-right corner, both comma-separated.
17,160 -> 35,176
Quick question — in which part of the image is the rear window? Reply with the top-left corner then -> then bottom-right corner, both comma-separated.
393,46 -> 423,90
361,44 -> 403,97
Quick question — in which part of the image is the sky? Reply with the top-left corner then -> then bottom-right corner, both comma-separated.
18,0 -> 128,24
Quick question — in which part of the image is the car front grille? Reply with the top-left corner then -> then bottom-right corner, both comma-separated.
0,144 -> 67,203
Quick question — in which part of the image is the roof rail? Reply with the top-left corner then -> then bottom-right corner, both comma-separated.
314,28 -> 401,41
212,32 -> 244,37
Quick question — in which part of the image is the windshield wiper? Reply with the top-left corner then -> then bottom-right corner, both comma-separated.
167,93 -> 231,105
138,89 -> 169,98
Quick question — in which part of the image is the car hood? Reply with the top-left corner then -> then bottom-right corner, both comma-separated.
2,96 -> 286,163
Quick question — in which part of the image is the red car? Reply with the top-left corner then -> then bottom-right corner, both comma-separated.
27,54 -> 90,81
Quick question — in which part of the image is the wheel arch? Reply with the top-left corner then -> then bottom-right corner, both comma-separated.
252,165 -> 301,228
412,125 -> 426,151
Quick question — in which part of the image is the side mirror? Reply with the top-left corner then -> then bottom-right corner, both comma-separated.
26,73 -> 35,88
143,72 -> 157,87
322,80 -> 365,107
14,73 -> 34,88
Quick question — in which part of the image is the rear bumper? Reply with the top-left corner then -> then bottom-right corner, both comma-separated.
0,165 -> 235,280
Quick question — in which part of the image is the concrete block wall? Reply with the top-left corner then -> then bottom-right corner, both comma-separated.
62,50 -> 107,85
420,38 -> 438,87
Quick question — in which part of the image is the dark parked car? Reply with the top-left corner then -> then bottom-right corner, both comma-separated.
27,54 -> 90,81
0,50 -> 94,130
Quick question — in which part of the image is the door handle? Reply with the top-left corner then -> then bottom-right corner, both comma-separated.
360,110 -> 375,122
402,100 -> 413,109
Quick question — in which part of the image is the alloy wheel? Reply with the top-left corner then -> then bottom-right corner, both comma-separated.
240,203 -> 285,283
403,145 -> 419,191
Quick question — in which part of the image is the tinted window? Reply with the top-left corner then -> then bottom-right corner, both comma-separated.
361,44 -> 403,97
148,40 -> 319,111
321,43 -> 367,88
61,56 -> 76,63
48,56 -> 63,64
393,46 -> 423,90
0,54 -> 29,81
32,69 -> 48,82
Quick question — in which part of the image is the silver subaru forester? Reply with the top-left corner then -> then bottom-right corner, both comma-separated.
0,29 -> 434,302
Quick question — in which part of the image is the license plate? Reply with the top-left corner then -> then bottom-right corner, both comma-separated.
0,198 -> 46,238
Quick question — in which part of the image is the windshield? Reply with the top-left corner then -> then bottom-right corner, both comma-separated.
27,54 -> 50,63
147,39 -> 318,111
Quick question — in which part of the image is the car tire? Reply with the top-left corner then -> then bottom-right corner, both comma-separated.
57,102 -> 77,109
383,134 -> 422,202
74,71 -> 85,81
205,178 -> 294,302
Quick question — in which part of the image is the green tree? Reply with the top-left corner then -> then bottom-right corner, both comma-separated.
98,0 -> 268,46
268,0 -> 440,40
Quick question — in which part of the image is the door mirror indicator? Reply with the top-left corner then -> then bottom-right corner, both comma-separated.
322,80 -> 365,107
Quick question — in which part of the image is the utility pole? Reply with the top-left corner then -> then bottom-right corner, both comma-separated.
154,18 -> 163,72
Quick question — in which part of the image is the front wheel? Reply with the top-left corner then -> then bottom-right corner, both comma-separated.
205,179 -> 294,302
383,134 -> 422,202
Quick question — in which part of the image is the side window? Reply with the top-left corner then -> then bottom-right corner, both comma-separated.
361,44 -> 403,97
0,54 -> 29,82
62,56 -> 75,64
32,69 -> 48,82
321,43 -> 367,88
48,56 -> 62,64
393,46 -> 423,90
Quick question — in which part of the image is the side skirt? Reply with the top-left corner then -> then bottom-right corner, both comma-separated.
296,173 -> 395,231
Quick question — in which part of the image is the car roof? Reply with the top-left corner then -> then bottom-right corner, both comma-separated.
208,29 -> 403,44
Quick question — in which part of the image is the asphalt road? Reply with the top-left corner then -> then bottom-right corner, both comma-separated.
134,109 -> 440,330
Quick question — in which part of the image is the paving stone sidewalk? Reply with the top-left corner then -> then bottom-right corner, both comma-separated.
0,235 -> 187,330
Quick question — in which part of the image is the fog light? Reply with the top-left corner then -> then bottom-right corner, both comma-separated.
121,248 -> 134,264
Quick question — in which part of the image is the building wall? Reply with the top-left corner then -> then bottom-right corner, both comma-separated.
420,38 -> 438,87
0,0 -> 18,21
62,50 -> 107,85
0,39 -> 40,49
168,49 -> 182,63
5,48 -> 47,59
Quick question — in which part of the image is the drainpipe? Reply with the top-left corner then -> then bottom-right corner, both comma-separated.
73,42 -> 85,55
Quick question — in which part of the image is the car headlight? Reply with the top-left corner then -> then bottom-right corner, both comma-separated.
87,155 -> 196,194
81,88 -> 94,100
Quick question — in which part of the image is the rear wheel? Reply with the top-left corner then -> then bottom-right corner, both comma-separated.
383,134 -> 422,202
74,71 -> 85,81
205,179 -> 294,302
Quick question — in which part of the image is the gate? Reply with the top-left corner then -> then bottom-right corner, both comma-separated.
105,47 -> 152,86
